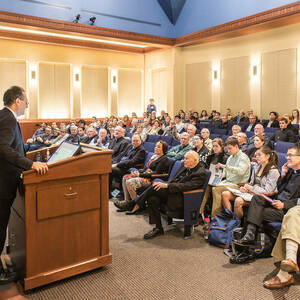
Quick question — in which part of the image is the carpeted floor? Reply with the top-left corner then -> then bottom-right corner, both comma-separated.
28,202 -> 300,300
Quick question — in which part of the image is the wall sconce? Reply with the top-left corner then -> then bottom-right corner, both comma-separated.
213,70 -> 218,80
75,73 -> 80,82
111,70 -> 118,89
252,65 -> 258,76
31,70 -> 36,80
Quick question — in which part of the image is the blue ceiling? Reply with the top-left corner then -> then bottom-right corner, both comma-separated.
0,0 -> 297,38
157,0 -> 186,25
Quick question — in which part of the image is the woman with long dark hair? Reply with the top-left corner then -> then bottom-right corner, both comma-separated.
221,145 -> 280,219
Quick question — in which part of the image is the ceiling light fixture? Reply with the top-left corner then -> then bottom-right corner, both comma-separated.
0,25 -> 147,48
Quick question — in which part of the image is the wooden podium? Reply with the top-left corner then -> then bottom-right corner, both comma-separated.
9,145 -> 112,290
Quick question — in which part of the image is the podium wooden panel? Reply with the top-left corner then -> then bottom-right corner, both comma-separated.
9,146 -> 112,291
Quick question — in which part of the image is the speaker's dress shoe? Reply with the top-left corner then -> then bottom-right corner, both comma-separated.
280,258 -> 300,273
263,275 -> 294,289
144,228 -> 164,239
0,269 -> 17,285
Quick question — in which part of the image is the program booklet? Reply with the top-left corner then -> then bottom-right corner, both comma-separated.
226,187 -> 253,202
208,164 -> 224,186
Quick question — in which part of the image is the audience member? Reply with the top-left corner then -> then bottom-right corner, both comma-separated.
211,137 -> 251,218
232,110 -> 247,123
142,151 -> 206,239
243,115 -> 258,132
262,112 -> 279,128
200,128 -> 213,151
231,125 -> 242,138
108,126 -> 129,164
66,125 -> 80,144
148,119 -> 163,135
246,134 -> 265,163
110,133 -> 146,192
32,122 -> 47,139
96,128 -> 110,148
263,206 -> 300,289
147,98 -> 156,114
225,108 -> 233,120
270,117 -> 298,144
81,126 -> 98,145
218,115 -> 231,130
283,114 -> 298,135
174,115 -> 184,133
291,109 -> 300,125
191,135 -> 210,167
237,132 -> 248,153
78,127 -> 86,141
199,109 -> 209,121
167,132 -> 192,160
222,146 -> 280,219
235,144 -> 300,247
115,141 -> 170,213
51,128 -> 69,145
162,119 -> 180,140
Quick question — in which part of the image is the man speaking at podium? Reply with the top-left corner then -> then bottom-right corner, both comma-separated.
0,86 -> 48,284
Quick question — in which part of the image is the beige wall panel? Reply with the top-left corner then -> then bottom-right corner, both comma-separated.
39,63 -> 70,118
81,66 -> 108,118
152,69 -> 168,113
185,62 -> 212,112
118,69 -> 142,116
261,49 -> 297,117
0,60 -> 26,110
221,56 -> 251,115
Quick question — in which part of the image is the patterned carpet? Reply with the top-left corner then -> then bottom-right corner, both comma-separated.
28,202 -> 300,300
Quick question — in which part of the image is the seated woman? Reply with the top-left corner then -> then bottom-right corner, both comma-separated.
221,145 -> 280,219
120,140 -> 170,214
246,134 -> 265,163
191,134 -> 210,167
147,119 -> 163,135
199,138 -> 229,214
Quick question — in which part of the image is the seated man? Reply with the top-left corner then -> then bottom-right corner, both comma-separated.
95,128 -> 110,148
31,122 -> 47,139
236,144 -> 300,247
263,206 -> 300,289
66,125 -> 80,144
108,126 -> 129,164
186,124 -> 197,145
218,115 -> 231,131
110,133 -> 146,191
81,126 -> 98,145
78,127 -> 86,141
211,137 -> 251,218
166,132 -> 192,160
243,115 -> 258,132
162,119 -> 180,140
247,124 -> 269,149
237,132 -> 248,153
26,125 -> 55,151
270,117 -> 298,144
142,150 -> 207,239
262,111 -> 280,128
200,128 -> 213,151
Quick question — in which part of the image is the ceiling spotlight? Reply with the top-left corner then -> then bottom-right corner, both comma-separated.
73,14 -> 81,23
89,17 -> 96,26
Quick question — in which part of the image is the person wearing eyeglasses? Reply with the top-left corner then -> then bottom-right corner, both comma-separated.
0,86 -> 48,284
166,132 -> 192,161
235,144 -> 300,262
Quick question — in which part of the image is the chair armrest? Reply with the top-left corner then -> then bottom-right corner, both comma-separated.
184,189 -> 204,195
151,173 -> 169,178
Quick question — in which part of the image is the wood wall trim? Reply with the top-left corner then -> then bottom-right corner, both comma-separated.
175,1 -> 300,46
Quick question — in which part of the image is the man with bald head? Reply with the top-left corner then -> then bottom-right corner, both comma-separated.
247,123 -> 269,149
142,150 -> 207,239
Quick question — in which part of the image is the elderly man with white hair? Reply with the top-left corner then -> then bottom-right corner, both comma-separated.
108,126 -> 129,164
247,123 -> 269,149
142,150 -> 207,239
167,132 -> 192,160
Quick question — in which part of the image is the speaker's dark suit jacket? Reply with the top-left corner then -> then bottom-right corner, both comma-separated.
0,107 -> 32,199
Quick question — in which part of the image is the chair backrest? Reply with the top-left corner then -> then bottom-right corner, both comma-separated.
169,160 -> 183,180
264,127 -> 277,133
171,139 -> 180,146
221,135 -> 230,142
278,152 -> 287,169
160,136 -> 173,144
275,141 -> 294,154
125,132 -> 133,138
213,128 -> 227,135
245,131 -> 255,138
210,133 -> 220,139
143,142 -> 155,153
147,135 -> 160,143
143,152 -> 154,168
